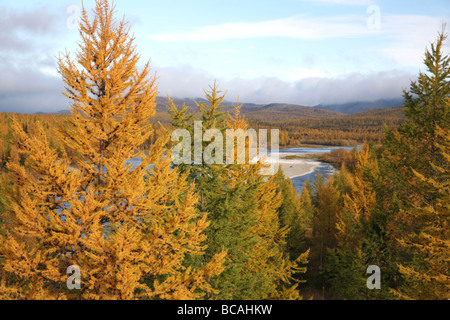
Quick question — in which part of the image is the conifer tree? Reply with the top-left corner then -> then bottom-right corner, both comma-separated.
225,105 -> 308,300
324,144 -> 386,299
381,28 -> 450,299
273,168 -> 307,260
337,144 -> 378,247
0,0 -> 224,300
298,179 -> 314,241
311,177 -> 340,271
392,125 -> 449,299
273,169 -> 318,295
382,28 -> 450,209
168,88 -> 308,299
167,81 -> 228,212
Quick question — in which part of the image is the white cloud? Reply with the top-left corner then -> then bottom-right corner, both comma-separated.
147,13 -> 445,47
254,67 -> 333,82
154,65 -> 414,106
0,5 -> 70,113
147,15 -> 372,42
0,3 -> 443,113
0,60 -> 415,113
0,66 -> 67,113
147,13 -> 447,70
377,15 -> 449,67
223,70 -> 413,105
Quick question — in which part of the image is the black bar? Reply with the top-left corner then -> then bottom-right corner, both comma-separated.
0,300 -> 447,319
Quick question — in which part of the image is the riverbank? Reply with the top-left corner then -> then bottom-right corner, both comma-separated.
264,151 -> 337,194
277,153 -> 322,179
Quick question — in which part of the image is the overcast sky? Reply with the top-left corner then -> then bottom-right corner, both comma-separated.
0,0 -> 449,113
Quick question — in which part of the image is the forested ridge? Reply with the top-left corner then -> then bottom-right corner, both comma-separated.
0,103 -> 405,165
0,0 -> 447,300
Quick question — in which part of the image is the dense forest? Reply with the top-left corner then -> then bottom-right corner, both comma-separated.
0,0 -> 448,300
0,103 -> 405,166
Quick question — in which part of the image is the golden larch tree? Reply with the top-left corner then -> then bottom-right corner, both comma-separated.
336,143 -> 378,248
393,125 -> 450,300
0,0 -> 224,300
225,104 -> 309,300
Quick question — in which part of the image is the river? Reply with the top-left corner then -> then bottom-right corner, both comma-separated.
127,145 -> 360,194
275,146 -> 359,194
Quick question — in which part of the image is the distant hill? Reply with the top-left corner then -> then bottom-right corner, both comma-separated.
347,105 -> 405,119
240,103 -> 344,121
153,98 -> 343,122
155,97 -> 404,120
54,110 -> 71,115
36,97 -> 405,122
155,96 -> 261,113
36,110 -> 71,115
316,98 -> 404,114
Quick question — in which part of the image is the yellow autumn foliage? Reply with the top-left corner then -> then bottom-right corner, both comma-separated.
0,0 -> 225,300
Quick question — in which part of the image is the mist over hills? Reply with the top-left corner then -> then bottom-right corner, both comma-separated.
152,96 -> 405,121
37,97 -> 405,121
315,98 -> 404,114
347,105 -> 405,119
